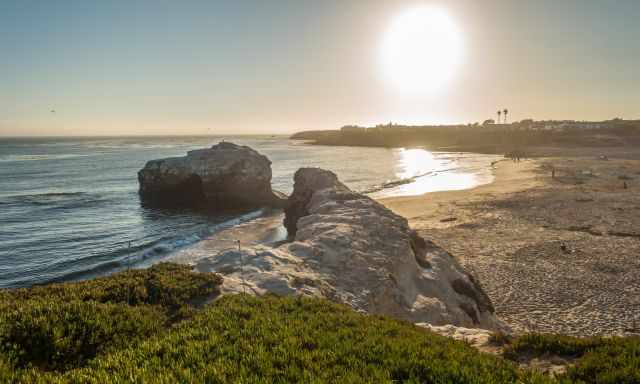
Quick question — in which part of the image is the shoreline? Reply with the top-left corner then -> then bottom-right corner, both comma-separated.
379,159 -> 541,221
167,209 -> 287,267
294,138 -> 640,160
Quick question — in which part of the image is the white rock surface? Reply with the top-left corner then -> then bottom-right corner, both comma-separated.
196,168 -> 502,330
416,323 -> 495,349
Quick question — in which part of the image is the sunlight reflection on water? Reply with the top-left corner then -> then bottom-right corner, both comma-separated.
373,148 -> 498,197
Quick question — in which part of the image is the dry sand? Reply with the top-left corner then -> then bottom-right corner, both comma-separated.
381,155 -> 640,336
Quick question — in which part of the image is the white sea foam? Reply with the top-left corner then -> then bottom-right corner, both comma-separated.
0,154 -> 90,162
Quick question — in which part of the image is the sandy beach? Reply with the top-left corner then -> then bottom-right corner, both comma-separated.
382,154 -> 640,336
168,208 -> 287,266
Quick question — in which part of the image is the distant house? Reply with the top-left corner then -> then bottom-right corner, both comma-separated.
533,120 -> 611,132
340,125 -> 366,134
569,122 -> 603,130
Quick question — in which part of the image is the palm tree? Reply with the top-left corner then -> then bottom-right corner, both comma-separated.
503,108 -> 509,124
497,110 -> 502,124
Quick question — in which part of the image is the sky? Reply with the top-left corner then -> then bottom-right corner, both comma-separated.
1,0 -> 639,136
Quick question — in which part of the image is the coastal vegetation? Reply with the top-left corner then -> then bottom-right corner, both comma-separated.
0,264 -> 221,373
291,119 -> 640,151
505,333 -> 640,383
0,264 -> 638,383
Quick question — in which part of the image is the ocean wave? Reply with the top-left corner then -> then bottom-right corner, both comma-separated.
127,209 -> 265,265
2,191 -> 87,203
0,191 -> 111,211
30,192 -> 86,197
37,209 -> 267,285
82,143 -> 184,150
361,171 -> 434,194
34,142 -> 81,147
0,154 -> 89,162
1,170 -> 52,178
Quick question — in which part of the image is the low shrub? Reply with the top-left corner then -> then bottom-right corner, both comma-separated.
2,263 -> 222,311
505,333 -> 640,384
8,295 -> 549,383
0,300 -> 165,371
504,333 -> 604,358
561,337 -> 640,383
0,263 -> 222,374
490,331 -> 514,346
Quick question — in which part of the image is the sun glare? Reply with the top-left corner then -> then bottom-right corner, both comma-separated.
380,6 -> 463,94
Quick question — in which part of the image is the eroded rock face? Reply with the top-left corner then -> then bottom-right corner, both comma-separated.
138,142 -> 285,209
197,167 -> 501,330
283,167 -> 349,236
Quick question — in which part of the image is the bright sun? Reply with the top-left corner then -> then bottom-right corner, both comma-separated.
380,6 -> 463,94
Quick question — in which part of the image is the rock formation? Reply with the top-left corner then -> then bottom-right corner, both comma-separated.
283,167 -> 349,237
196,167 -> 501,330
138,142 -> 285,209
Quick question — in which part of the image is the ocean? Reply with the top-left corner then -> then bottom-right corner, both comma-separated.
0,136 -> 500,288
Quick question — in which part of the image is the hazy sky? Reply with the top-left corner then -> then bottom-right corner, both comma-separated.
1,0 -> 639,136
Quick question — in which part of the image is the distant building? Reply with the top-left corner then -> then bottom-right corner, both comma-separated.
340,125 -> 366,134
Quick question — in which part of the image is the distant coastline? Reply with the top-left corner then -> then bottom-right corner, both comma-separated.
291,119 -> 640,154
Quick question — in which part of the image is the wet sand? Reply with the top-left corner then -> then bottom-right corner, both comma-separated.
382,155 -> 640,336
168,209 -> 286,267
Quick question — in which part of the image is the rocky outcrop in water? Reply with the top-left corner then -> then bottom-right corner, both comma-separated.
197,167 -> 501,330
138,142 -> 285,209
